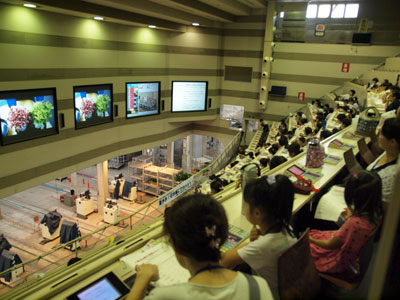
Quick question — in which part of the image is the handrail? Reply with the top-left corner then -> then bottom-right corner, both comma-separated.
0,130 -> 243,281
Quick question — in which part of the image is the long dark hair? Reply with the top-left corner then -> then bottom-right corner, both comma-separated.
163,194 -> 228,262
344,171 -> 383,225
243,175 -> 294,234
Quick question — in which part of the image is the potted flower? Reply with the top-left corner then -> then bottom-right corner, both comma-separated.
95,94 -> 111,117
31,102 -> 54,129
7,106 -> 31,132
174,172 -> 191,184
81,98 -> 95,119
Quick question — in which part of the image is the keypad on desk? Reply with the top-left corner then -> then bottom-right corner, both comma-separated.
220,225 -> 249,253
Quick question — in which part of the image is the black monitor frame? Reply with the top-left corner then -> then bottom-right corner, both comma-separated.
0,87 -> 59,146
171,81 -> 208,113
125,81 -> 161,119
73,83 -> 113,130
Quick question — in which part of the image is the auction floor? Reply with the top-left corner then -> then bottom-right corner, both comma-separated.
0,164 -> 162,295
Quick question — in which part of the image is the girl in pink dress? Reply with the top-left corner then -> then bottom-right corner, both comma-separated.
309,171 -> 383,274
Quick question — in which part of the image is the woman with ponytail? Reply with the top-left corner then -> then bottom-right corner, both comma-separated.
221,175 -> 296,299
127,194 -> 273,300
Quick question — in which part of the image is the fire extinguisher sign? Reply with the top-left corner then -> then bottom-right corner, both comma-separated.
298,92 -> 305,101
341,62 -> 350,73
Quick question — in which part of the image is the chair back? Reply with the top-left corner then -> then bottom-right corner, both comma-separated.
357,138 -> 376,165
343,149 -> 363,175
278,229 -> 321,300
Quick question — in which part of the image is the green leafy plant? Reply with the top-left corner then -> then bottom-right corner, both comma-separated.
31,102 -> 53,128
95,94 -> 111,114
174,172 -> 191,182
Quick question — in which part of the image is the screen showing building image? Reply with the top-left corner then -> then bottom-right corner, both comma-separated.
126,82 -> 160,118
0,88 -> 58,145
171,81 -> 207,112
74,84 -> 113,129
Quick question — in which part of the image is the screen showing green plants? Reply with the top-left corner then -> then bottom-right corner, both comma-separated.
0,88 -> 58,145
74,84 -> 113,129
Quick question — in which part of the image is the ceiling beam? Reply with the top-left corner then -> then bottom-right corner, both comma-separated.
208,0 -> 252,15
237,0 -> 267,8
168,0 -> 235,22
30,0 -> 186,31
94,0 -> 220,26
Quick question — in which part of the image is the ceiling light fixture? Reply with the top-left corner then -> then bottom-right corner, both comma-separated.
23,3 -> 37,8
148,25 -> 156,28
94,16 -> 104,20
192,22 -> 200,26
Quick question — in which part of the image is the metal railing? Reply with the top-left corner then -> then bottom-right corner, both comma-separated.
0,130 -> 243,290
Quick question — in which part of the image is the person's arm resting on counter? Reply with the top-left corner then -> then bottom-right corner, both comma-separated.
126,264 -> 159,300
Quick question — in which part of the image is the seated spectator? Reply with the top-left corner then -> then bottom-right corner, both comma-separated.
259,158 -> 270,169
385,92 -> 400,112
210,180 -> 223,195
268,144 -> 280,156
340,118 -> 352,129
310,171 -> 382,274
237,145 -> 245,155
367,77 -> 379,90
326,107 -> 334,120
338,89 -> 356,101
297,136 -> 307,148
269,156 -> 287,169
304,127 -> 313,139
278,135 -> 289,149
320,129 -> 333,141
288,142 -> 302,158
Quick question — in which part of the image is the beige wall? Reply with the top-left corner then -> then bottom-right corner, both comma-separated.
1,3 -> 399,199
271,42 -> 400,102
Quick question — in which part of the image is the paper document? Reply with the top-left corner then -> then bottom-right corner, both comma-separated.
314,186 -> 346,222
121,241 -> 190,286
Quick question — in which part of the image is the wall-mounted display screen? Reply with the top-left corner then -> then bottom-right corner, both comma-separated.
74,84 -> 113,129
0,88 -> 58,145
126,82 -> 160,118
171,81 -> 208,112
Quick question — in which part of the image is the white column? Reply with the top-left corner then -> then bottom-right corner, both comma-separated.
96,160 -> 108,215
202,136 -> 208,156
70,172 -> 78,196
167,141 -> 174,168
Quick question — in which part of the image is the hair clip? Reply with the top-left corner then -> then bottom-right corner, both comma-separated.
209,238 -> 221,249
205,225 -> 216,237
267,175 -> 276,185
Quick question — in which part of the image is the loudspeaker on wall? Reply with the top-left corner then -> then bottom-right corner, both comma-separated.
114,104 -> 118,117
59,113 -> 65,128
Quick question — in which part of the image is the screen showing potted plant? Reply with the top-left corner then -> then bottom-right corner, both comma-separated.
31,102 -> 54,130
7,106 -> 31,132
95,94 -> 111,117
81,98 -> 95,119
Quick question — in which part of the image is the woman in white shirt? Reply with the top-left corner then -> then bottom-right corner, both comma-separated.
127,194 -> 273,300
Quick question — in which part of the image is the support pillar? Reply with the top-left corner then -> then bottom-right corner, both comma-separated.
70,172 -> 78,196
96,160 -> 108,215
167,141 -> 174,168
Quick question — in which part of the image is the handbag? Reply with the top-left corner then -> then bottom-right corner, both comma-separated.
356,107 -> 380,136
293,175 -> 320,195
305,139 -> 325,168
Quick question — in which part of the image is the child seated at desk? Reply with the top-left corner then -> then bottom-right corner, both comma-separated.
221,176 -> 296,299
127,194 -> 273,300
309,171 -> 383,274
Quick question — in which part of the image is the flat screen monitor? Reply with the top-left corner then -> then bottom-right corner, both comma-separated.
67,272 -> 129,300
352,33 -> 372,44
74,84 -> 113,129
269,86 -> 287,96
0,87 -> 58,145
171,81 -> 208,112
126,82 -> 160,118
